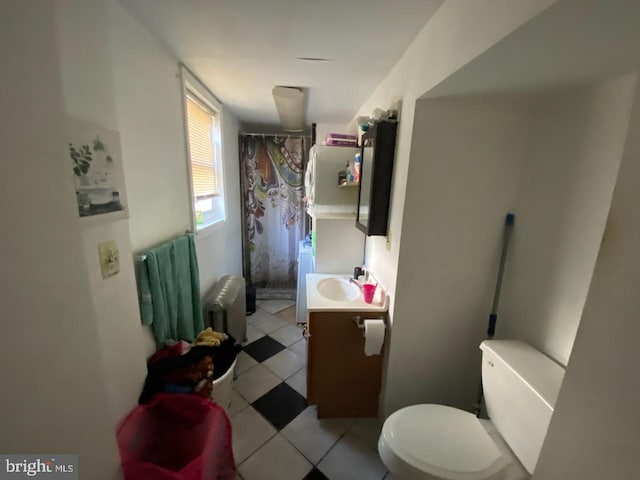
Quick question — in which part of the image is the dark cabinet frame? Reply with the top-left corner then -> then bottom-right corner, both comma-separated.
356,120 -> 398,236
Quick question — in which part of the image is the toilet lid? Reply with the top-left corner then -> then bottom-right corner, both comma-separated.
380,404 -> 507,480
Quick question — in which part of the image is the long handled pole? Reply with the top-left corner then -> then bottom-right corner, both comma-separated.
474,213 -> 515,417
487,213 -> 515,339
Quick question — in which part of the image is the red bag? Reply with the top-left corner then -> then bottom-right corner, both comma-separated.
117,393 -> 235,480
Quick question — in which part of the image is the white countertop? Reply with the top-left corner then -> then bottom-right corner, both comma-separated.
306,273 -> 389,312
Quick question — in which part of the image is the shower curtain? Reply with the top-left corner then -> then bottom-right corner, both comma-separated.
239,135 -> 307,291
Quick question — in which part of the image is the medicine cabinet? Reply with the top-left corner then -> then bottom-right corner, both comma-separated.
356,120 -> 397,236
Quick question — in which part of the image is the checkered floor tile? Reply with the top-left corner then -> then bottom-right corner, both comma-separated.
252,383 -> 307,430
231,302 -> 390,480
243,335 -> 287,362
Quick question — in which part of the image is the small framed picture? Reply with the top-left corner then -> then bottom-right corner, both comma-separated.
67,118 -> 128,223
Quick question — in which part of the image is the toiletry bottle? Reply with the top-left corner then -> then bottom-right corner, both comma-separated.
338,170 -> 347,185
354,153 -> 361,182
345,161 -> 355,183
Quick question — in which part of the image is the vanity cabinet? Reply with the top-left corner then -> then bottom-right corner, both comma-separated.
356,120 -> 398,236
306,310 -> 386,418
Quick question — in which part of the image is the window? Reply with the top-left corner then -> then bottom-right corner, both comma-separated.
181,66 -> 225,231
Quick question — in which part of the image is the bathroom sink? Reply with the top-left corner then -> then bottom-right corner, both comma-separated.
316,277 -> 361,302
306,274 -> 388,312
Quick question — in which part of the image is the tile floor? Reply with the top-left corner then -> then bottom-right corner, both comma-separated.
231,302 -> 393,480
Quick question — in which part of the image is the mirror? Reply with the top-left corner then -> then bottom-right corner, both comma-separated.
358,136 -> 374,230
356,121 -> 397,236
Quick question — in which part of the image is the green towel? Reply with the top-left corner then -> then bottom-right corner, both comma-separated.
137,234 -> 204,344
137,258 -> 154,327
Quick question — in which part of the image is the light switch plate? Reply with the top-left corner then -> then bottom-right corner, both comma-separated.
98,240 -> 120,279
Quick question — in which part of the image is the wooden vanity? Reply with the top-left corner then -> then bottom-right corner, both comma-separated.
306,310 -> 386,418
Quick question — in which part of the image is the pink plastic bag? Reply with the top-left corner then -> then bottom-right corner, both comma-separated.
117,393 -> 235,480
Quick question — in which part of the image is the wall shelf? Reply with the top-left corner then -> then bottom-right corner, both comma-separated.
338,181 -> 359,188
76,185 -> 115,190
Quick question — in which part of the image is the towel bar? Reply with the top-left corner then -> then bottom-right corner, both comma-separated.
134,231 -> 192,263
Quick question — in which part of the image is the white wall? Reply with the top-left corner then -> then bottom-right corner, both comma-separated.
381,94 -> 532,414
378,76 -> 637,415
109,0 -> 243,298
313,217 -> 365,274
498,75 -> 637,365
0,2 -> 121,478
349,0 -> 556,305
56,0 -> 148,425
1,2 -> 241,473
56,0 -> 243,424
350,0 -> 640,419
532,80 -> 640,480
109,0 -> 191,251
346,0 -> 559,417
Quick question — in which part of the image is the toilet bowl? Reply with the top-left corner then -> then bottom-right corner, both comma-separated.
379,405 -> 510,480
378,340 -> 565,480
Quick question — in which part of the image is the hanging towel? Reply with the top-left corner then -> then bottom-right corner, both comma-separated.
137,261 -> 154,328
137,234 -> 204,344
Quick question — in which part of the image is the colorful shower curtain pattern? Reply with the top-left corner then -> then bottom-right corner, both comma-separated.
240,135 -> 307,286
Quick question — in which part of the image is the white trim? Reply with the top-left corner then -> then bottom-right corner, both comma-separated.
193,215 -> 227,240
179,65 -> 227,234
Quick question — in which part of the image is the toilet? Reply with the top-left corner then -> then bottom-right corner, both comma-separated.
378,340 -> 565,480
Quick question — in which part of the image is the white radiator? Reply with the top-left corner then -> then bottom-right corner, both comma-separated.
203,275 -> 247,345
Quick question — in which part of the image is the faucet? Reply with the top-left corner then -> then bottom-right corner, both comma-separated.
353,266 -> 365,280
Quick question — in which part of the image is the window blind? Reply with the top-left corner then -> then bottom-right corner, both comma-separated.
186,93 -> 218,197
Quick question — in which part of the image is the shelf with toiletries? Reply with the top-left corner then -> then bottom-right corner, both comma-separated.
337,151 -> 361,188
305,143 -> 365,273
306,144 -> 359,211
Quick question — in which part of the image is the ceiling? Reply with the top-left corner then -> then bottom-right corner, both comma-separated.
118,0 -> 443,128
425,0 -> 640,99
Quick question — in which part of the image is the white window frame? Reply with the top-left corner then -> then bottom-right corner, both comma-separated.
180,65 -> 226,235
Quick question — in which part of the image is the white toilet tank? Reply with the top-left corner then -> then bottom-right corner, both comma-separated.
480,340 -> 565,475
